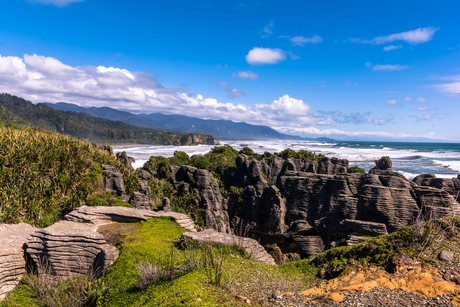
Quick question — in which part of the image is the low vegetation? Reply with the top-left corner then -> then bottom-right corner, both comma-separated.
0,127 -> 138,227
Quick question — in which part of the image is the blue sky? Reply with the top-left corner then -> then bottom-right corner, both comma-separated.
0,0 -> 459,141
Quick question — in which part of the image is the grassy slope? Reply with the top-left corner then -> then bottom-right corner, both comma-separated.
0,127 -> 138,227
3,215 -> 460,306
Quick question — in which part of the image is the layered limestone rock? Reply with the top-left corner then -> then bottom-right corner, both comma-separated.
129,169 -> 153,210
170,165 -> 230,233
65,205 -> 196,232
0,223 -> 38,301
102,164 -> 129,202
180,134 -> 215,146
182,228 -> 276,266
26,221 -> 118,278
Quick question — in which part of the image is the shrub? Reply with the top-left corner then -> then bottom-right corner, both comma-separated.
347,166 -> 365,173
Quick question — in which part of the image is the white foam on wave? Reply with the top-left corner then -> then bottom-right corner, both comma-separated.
432,160 -> 460,173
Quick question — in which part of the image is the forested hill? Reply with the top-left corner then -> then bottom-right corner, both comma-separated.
0,93 -> 215,145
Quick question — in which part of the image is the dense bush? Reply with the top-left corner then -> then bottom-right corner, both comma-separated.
347,165 -> 365,173
0,127 -> 138,227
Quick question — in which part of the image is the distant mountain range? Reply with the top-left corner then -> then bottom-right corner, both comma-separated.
0,93 -> 214,146
46,102 -> 334,141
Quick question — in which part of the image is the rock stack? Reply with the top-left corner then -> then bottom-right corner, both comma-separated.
0,223 -> 37,301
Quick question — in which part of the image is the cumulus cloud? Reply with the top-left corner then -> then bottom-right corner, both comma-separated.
245,47 -> 286,65
373,64 -> 408,71
260,20 -> 274,38
417,97 -> 428,103
27,0 -> 84,7
387,99 -> 397,105
288,35 -> 323,46
416,114 -> 442,122
351,27 -> 439,45
403,96 -> 413,101
0,54 -> 334,129
383,45 -> 403,51
232,70 -> 258,80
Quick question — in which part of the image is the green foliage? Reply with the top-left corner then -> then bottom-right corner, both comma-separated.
347,165 -> 365,173
238,146 -> 254,157
0,93 -> 214,145
0,127 -> 138,227
169,151 -> 190,166
276,148 -> 324,161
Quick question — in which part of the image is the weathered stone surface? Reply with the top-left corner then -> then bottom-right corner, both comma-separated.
413,174 -> 460,201
102,164 -> 129,202
26,221 -> 111,277
129,169 -> 153,210
65,205 -> 148,226
66,205 -> 196,232
170,165 -> 230,233
0,223 -> 38,301
182,228 -> 276,265
162,197 -> 171,212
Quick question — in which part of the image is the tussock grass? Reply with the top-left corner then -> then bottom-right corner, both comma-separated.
0,127 -> 138,227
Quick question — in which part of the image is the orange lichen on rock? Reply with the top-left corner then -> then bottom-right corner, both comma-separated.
302,267 -> 460,301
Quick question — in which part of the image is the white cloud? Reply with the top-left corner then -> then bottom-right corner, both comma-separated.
383,45 -> 403,51
372,27 -> 439,45
364,62 -> 372,68
416,114 -> 442,122
27,0 -> 84,7
275,127 -> 444,140
219,81 -> 244,98
351,27 -> 439,46
417,106 -> 435,111
289,35 -> 323,46
373,64 -> 408,71
431,75 -> 460,94
232,70 -> 258,80
387,99 -> 397,105
245,47 -> 286,65
417,97 -> 427,103
286,51 -> 300,60
403,96 -> 413,101
261,20 -> 274,38
0,54 -> 334,128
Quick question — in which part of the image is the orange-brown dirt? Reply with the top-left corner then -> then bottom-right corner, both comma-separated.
301,266 -> 460,305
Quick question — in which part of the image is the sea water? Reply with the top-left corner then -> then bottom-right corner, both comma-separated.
113,140 -> 460,180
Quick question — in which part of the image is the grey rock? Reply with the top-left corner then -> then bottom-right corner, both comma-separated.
0,223 -> 38,301
169,165 -> 230,233
162,197 -> 171,212
439,250 -> 454,262
102,164 -> 128,201
375,156 -> 392,170
26,221 -> 111,278
182,228 -> 276,265
66,205 -> 196,232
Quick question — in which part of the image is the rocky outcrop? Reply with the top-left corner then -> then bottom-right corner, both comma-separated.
0,223 -> 38,301
129,169 -> 153,210
170,165 -> 230,233
180,134 -> 215,146
26,220 -> 118,278
182,228 -> 276,266
221,156 -> 460,263
65,205 -> 196,232
102,164 -> 129,202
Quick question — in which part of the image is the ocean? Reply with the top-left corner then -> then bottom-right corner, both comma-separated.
113,140 -> 460,180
